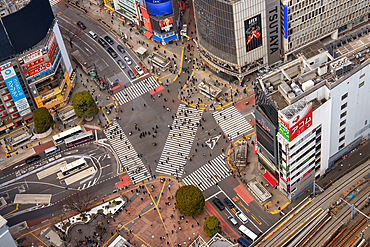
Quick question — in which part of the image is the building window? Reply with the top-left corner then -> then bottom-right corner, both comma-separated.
359,81 -> 365,88
339,135 -> 345,142
338,143 -> 345,150
360,73 -> 365,79
340,111 -> 347,119
341,102 -> 347,110
340,119 -> 346,127
366,120 -> 368,125
341,92 -> 348,100
339,128 -> 346,135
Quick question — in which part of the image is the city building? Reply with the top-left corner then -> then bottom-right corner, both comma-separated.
0,215 -> 17,247
254,27 -> 370,201
0,0 -> 73,134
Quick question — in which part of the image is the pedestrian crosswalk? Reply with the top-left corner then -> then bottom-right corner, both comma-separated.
182,154 -> 231,191
103,121 -> 151,184
213,106 -> 254,142
78,178 -> 98,191
49,0 -> 61,6
114,76 -> 160,105
155,104 -> 203,177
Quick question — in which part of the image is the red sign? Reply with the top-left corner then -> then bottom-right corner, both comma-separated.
26,62 -> 52,76
301,168 -> 312,179
254,134 -> 258,153
48,42 -> 56,58
289,103 -> 312,141
141,7 -> 152,33
159,17 -> 173,32
25,57 -> 45,69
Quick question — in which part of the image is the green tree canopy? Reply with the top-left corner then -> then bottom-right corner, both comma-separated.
33,107 -> 54,133
72,91 -> 99,119
175,185 -> 205,216
203,216 -> 221,237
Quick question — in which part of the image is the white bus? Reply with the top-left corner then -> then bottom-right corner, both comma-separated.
64,131 -> 94,148
61,158 -> 87,176
44,146 -> 61,156
239,225 -> 258,243
52,126 -> 82,144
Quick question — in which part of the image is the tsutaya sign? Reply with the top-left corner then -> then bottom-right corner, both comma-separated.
278,102 -> 313,142
265,0 -> 281,65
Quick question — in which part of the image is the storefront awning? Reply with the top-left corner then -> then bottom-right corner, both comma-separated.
263,171 -> 277,187
152,35 -> 161,43
140,26 -> 146,31
144,31 -> 153,39
163,35 -> 177,43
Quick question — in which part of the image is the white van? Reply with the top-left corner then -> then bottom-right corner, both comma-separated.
88,31 -> 97,39
44,146 -> 61,156
236,211 -> 248,224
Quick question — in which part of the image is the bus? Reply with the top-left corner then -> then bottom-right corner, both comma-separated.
238,225 -> 258,243
64,131 -> 94,148
44,146 -> 61,156
61,158 -> 87,176
52,126 -> 82,144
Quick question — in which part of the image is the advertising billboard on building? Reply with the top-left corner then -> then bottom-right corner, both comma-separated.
278,102 -> 313,142
265,0 -> 281,64
0,63 -> 30,115
145,0 -> 172,16
244,14 -> 262,53
141,7 -> 152,32
159,17 -> 173,32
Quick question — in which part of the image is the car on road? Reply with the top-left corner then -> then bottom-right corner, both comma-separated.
135,65 -> 144,75
77,21 -> 86,30
212,198 -> 225,211
104,35 -> 114,45
117,45 -> 125,53
236,211 -> 248,224
117,60 -> 126,69
98,38 -> 108,48
224,197 -> 235,208
107,47 -> 118,58
127,70 -> 136,79
25,155 -> 41,164
88,31 -> 97,39
124,56 -> 132,65
228,216 -> 238,226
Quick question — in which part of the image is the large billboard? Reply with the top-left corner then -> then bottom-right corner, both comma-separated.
244,14 -> 262,53
145,0 -> 172,16
141,7 -> 152,32
278,103 -> 313,142
159,17 -> 173,32
0,63 -> 30,115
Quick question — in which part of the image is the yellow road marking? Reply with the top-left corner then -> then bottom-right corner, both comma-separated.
232,196 -> 239,202
3,204 -> 19,217
31,232 -> 49,247
251,214 -> 262,225
173,47 -> 184,81
62,14 -> 72,21
238,201 -> 249,213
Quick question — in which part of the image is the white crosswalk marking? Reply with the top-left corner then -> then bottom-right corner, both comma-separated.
182,154 -> 231,191
104,121 -> 151,184
213,106 -> 254,142
155,104 -> 203,177
49,0 -> 61,6
114,76 -> 160,105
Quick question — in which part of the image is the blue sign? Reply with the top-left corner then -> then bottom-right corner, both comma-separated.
145,0 -> 172,16
1,66 -> 27,103
284,5 -> 288,39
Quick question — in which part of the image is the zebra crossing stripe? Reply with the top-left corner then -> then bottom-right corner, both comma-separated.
155,104 -> 203,177
114,76 -> 160,105
182,154 -> 231,191
103,121 -> 151,184
213,106 -> 254,142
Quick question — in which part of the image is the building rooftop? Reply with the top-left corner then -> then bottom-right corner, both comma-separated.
0,215 -> 7,228
256,27 -> 370,112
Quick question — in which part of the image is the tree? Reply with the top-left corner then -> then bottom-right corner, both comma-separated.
33,107 -> 54,133
72,91 -> 99,119
64,190 -> 96,214
203,216 -> 221,237
175,185 -> 205,216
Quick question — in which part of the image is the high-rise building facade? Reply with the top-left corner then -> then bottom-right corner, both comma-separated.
0,0 -> 73,133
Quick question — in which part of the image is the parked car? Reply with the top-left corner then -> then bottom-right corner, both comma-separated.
107,47 -> 117,58
124,56 -> 132,65
117,60 -> 126,69
212,198 -> 225,211
117,45 -> 125,53
104,35 -> 114,45
98,38 -> 108,48
228,216 -> 238,226
224,197 -> 235,208
25,155 -> 41,164
77,21 -> 86,30
135,65 -> 144,75
235,211 -> 249,224
127,70 -> 136,79
88,31 -> 97,39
